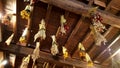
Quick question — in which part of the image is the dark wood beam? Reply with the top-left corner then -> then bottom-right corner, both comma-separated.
102,48 -> 120,65
72,0 -> 93,58
45,4 -> 52,23
0,43 -> 108,68
65,17 -> 89,55
39,0 -> 120,28
26,3 -> 35,44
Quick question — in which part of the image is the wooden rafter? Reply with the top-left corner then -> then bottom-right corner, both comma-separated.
0,43 -> 109,68
45,4 -> 52,23
26,3 -> 35,44
65,17 -> 89,55
72,0 -> 93,58
102,49 -> 120,65
39,0 -> 120,28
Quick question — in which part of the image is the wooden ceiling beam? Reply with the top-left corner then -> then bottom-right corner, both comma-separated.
72,0 -> 93,58
0,43 -> 108,68
39,0 -> 120,28
45,4 -> 52,23
102,49 -> 120,65
64,17 -> 90,55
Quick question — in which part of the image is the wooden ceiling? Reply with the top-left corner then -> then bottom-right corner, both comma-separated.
0,0 -> 120,68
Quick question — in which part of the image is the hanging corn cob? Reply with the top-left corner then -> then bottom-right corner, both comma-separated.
43,62 -> 49,68
21,4 -> 31,20
51,35 -> 59,56
62,46 -> 68,60
31,42 -> 40,68
78,43 -> 86,60
5,33 -> 14,45
85,53 -> 93,67
34,19 -> 46,42
20,55 -> 30,68
19,27 -> 28,46
90,25 -> 107,46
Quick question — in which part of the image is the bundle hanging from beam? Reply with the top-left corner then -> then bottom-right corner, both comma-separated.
39,0 -> 120,28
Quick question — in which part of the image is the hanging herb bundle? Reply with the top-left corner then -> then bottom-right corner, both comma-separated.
57,15 -> 69,35
31,42 -> 40,68
89,7 -> 107,46
90,25 -> 107,46
91,13 -> 106,32
34,19 -> 46,42
19,27 -> 28,46
20,4 -> 31,20
51,35 -> 59,59
85,53 -> 93,67
20,55 -> 30,68
78,43 -> 86,60
62,46 -> 68,60
5,33 -> 14,46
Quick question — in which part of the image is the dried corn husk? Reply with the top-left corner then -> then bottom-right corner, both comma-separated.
32,42 -> 40,68
62,46 -> 68,59
34,19 -> 46,42
85,53 -> 93,67
51,35 -> 59,56
5,33 -> 14,45
60,15 -> 66,34
90,25 -> 107,46
20,55 -> 30,68
19,27 -> 28,46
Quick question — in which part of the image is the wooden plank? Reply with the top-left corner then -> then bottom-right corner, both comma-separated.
45,4 -> 52,23
72,1 -> 93,58
0,43 -> 109,68
102,49 -> 120,65
26,3 -> 35,44
39,0 -> 120,28
94,0 -> 106,7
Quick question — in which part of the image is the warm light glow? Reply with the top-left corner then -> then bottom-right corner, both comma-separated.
114,49 -> 120,56
6,0 -> 16,14
0,60 -> 8,65
5,33 -> 14,45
